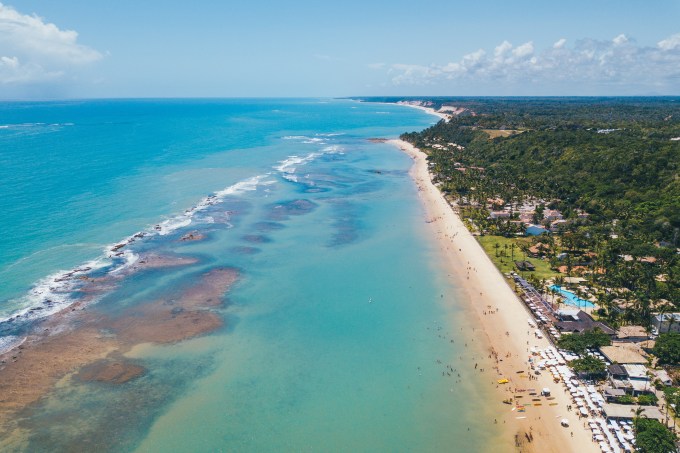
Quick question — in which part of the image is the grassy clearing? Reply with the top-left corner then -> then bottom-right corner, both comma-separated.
481,129 -> 524,139
476,235 -> 559,280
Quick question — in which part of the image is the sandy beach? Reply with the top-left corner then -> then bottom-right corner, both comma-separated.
393,102 -> 451,122
392,139 -> 599,453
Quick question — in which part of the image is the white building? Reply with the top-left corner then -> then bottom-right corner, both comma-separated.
651,313 -> 680,334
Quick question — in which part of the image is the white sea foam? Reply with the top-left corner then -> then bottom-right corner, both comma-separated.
275,153 -> 319,174
0,122 -> 73,130
275,142 -> 345,183
0,335 -> 25,355
281,135 -> 327,144
1,271 -> 80,325
214,174 -> 271,198
155,216 -> 193,236
109,250 -> 140,274
0,173 -> 275,331
322,145 -> 343,154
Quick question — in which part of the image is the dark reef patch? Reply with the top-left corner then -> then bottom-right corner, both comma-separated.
252,221 -> 286,232
267,199 -> 319,221
229,246 -> 261,255
241,234 -> 272,244
76,359 -> 146,384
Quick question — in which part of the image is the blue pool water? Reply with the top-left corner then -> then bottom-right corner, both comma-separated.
550,285 -> 595,309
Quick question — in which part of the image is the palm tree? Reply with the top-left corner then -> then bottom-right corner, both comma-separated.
632,405 -> 646,420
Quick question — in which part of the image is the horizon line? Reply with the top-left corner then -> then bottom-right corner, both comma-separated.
1,94 -> 680,102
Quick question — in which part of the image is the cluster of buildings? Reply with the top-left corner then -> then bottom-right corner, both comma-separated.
512,273 -> 678,439
485,198 -> 588,236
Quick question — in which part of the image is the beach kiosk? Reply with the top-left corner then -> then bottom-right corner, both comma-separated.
541,388 -> 551,397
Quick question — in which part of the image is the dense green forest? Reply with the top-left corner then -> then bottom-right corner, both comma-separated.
357,97 -> 680,326
366,97 -> 680,243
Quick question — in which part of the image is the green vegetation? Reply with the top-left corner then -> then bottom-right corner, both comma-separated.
637,394 -> 659,406
617,395 -> 636,405
476,235 -> 558,279
664,387 -> 680,415
653,333 -> 680,365
568,355 -> 606,377
633,417 -> 677,453
556,328 -> 612,354
372,97 -> 680,327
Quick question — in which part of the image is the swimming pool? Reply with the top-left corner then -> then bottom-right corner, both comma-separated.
549,285 -> 595,309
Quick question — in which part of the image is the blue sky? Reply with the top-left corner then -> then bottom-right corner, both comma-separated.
1,0 -> 679,98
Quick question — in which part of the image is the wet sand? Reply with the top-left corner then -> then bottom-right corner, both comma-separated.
0,266 -> 238,436
392,139 -> 598,453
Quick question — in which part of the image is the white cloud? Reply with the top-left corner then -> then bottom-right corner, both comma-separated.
612,34 -> 628,45
385,33 -> 680,93
494,41 -> 512,57
553,38 -> 567,49
658,33 -> 680,50
0,3 -> 101,84
512,41 -> 534,58
0,56 -> 62,84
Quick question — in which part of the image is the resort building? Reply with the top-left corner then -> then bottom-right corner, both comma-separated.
554,310 -> 616,336
543,209 -> 563,221
651,313 -> 680,334
599,344 -> 647,365
489,211 -> 511,219
602,403 -> 664,422
519,213 -> 534,225
606,363 -> 653,396
528,243 -> 549,257
514,261 -> 536,272
602,387 -> 626,402
614,325 -> 649,343
651,369 -> 673,386
549,219 -> 568,232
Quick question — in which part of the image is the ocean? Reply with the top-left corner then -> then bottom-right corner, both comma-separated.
0,99 -> 501,451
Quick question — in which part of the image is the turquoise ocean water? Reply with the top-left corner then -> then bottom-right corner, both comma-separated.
0,99 -> 501,451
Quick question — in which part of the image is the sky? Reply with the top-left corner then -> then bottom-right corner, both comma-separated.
0,0 -> 679,98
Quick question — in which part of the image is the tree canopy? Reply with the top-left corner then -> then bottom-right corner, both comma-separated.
568,355 -> 606,376
653,333 -> 680,365
557,328 -> 612,354
633,417 -> 677,453
369,97 -> 680,327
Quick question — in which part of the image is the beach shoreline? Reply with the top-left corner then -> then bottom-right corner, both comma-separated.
391,138 -> 598,453
393,101 -> 451,122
